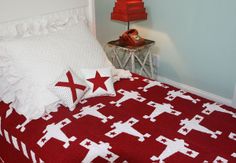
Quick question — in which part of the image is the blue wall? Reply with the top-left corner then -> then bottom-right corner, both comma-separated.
95,0 -> 236,99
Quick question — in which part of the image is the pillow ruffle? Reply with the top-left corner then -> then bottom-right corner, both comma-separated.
0,51 -> 61,120
0,7 -> 87,40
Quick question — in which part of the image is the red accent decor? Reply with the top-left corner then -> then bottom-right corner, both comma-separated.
111,0 -> 147,22
55,71 -> 86,102
87,71 -> 110,92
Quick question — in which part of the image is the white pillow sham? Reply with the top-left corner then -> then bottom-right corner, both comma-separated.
0,7 -> 87,40
0,21 -> 113,120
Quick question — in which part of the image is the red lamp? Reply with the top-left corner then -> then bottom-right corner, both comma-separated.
111,0 -> 148,30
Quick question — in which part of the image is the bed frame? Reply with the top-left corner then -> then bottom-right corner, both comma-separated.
0,0 -> 96,35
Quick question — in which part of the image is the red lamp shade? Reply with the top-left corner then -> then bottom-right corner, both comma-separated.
111,0 -> 148,22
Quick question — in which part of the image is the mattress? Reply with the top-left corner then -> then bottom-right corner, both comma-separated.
0,74 -> 235,163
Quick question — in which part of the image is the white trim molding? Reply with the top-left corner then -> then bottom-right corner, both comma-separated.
232,84 -> 236,108
158,76 -> 235,109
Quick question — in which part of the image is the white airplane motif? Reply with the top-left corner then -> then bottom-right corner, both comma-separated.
80,138 -> 119,163
213,156 -> 228,163
105,117 -> 150,142
178,115 -> 222,139
73,103 -> 113,123
143,101 -> 181,122
16,119 -> 31,132
228,132 -> 236,141
138,79 -> 168,92
5,106 -> 14,118
42,113 -> 53,121
165,90 -> 200,104
202,102 -> 236,118
110,89 -> 146,107
150,135 -> 199,163
203,156 -> 229,163
37,118 -> 76,148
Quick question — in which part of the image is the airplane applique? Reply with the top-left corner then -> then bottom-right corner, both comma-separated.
228,132 -> 236,141
105,117 -> 150,142
150,135 -> 199,163
178,115 -> 222,139
165,90 -> 200,104
138,79 -> 168,92
42,114 -> 53,121
5,106 -> 14,118
202,102 -> 236,118
212,156 -> 228,163
144,101 -> 181,122
16,119 -> 31,132
37,118 -> 76,148
110,89 -> 146,107
80,138 -> 119,163
73,103 -> 113,123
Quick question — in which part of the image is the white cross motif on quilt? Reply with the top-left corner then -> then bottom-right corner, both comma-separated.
37,118 -> 76,148
202,102 -> 236,118
110,89 -> 146,107
73,103 -> 113,123
165,90 -> 200,103
150,135 -> 199,163
105,117 -> 150,142
144,101 -> 181,122
138,79 -> 168,92
80,138 -> 119,163
178,115 -> 222,139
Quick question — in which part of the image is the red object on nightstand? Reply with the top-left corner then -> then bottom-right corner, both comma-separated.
111,0 -> 147,23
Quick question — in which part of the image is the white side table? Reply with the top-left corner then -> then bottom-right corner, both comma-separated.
106,39 -> 155,79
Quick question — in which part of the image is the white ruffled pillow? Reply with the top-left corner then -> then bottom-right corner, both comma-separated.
0,7 -> 87,40
0,21 -> 113,120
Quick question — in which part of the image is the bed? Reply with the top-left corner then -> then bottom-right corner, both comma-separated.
0,0 -> 236,163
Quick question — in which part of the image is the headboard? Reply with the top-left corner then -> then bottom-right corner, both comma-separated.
0,0 -> 96,35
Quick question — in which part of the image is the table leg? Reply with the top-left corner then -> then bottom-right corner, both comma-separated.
131,51 -> 135,73
149,50 -> 154,79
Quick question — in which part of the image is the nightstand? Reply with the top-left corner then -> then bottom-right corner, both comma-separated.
106,39 -> 155,79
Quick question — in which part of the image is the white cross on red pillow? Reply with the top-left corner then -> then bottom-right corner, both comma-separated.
81,68 -> 116,99
50,68 -> 88,111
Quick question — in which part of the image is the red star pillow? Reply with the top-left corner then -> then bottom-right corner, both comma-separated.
81,68 -> 116,99
50,68 -> 88,111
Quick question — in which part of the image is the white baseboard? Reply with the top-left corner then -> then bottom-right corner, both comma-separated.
158,76 -> 235,109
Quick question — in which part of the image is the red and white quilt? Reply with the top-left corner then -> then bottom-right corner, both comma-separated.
0,74 -> 236,163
